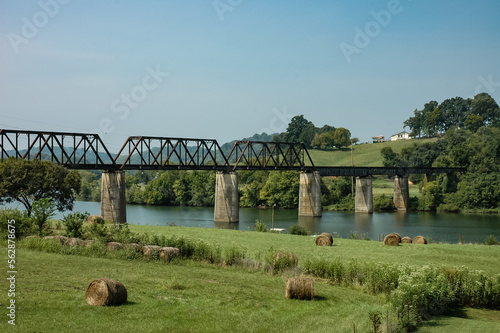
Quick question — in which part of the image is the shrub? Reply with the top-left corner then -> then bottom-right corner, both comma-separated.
63,212 -> 89,238
254,219 -> 267,232
32,198 -> 57,236
484,235 -> 499,245
374,194 -> 395,211
289,224 -> 310,236
0,208 -> 34,239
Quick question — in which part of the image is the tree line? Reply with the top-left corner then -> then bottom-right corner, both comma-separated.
383,93 -> 500,211
403,93 -> 500,138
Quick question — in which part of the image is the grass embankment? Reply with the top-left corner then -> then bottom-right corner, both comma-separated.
307,138 -> 437,167
4,225 -> 499,332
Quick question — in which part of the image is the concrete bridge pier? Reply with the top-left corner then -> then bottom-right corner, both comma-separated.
393,175 -> 410,212
298,171 -> 322,217
355,176 -> 373,213
101,170 -> 127,224
214,171 -> 239,223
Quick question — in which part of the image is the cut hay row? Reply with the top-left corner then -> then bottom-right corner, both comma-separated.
383,233 -> 427,246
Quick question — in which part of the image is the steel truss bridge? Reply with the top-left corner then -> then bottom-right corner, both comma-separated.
0,129 -> 465,176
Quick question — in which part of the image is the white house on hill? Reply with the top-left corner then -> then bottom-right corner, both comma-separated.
390,131 -> 410,141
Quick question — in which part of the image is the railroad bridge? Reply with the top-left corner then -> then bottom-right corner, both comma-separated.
0,129 -> 465,223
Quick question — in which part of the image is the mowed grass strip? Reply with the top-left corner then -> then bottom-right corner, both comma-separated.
5,249 -> 389,333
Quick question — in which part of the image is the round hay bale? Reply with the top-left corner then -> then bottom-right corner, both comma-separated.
320,232 -> 334,244
125,243 -> 141,252
85,278 -> 127,306
65,237 -> 84,247
285,277 -> 314,300
106,242 -> 123,251
413,236 -> 427,244
87,215 -> 104,224
159,247 -> 180,263
384,234 -> 400,246
43,235 -> 68,244
273,252 -> 298,268
142,245 -> 161,257
315,234 -> 332,246
387,233 -> 402,243
401,236 -> 412,244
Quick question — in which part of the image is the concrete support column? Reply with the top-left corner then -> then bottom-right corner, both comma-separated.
298,171 -> 322,217
214,171 -> 239,223
355,176 -> 373,213
101,170 -> 127,224
393,175 -> 410,212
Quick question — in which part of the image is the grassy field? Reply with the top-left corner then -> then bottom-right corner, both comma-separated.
307,138 -> 437,167
3,225 -> 499,332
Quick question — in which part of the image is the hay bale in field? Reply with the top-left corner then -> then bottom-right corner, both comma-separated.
384,234 -> 400,246
43,235 -> 68,244
401,236 -> 412,244
285,277 -> 314,300
65,237 -> 84,246
142,245 -> 161,257
413,236 -> 427,244
106,242 -> 123,251
87,215 -> 104,224
125,243 -> 141,252
315,234 -> 332,246
85,278 -> 127,306
273,252 -> 298,268
159,247 -> 180,263
320,232 -> 334,244
387,233 -> 402,243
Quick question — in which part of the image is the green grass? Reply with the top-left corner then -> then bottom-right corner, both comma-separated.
3,224 -> 499,332
307,138 -> 437,167
125,225 -> 500,276
4,248 -> 389,333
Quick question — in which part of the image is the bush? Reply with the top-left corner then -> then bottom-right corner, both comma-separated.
484,235 -> 500,245
32,198 -> 57,236
63,212 -> 89,238
254,219 -> 267,232
374,194 -> 395,211
0,208 -> 34,239
289,224 -> 310,236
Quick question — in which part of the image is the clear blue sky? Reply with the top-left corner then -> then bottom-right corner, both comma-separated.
1,0 -> 499,151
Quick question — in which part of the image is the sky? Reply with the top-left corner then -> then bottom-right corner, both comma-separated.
1,0 -> 499,152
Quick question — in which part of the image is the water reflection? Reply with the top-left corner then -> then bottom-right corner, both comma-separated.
2,201 -> 499,244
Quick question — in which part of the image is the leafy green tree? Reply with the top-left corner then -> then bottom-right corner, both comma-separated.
333,127 -> 351,149
470,92 -> 500,128
438,96 -> 470,130
143,170 -> 179,205
260,171 -> 299,208
311,131 -> 336,150
77,170 -> 101,201
380,147 -> 400,167
0,159 -> 81,216
31,198 -> 57,236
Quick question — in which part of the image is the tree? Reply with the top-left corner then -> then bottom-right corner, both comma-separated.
0,159 -> 81,216
32,198 -> 57,236
333,127 -> 351,149
311,131 -> 336,150
438,97 -> 470,130
469,93 -> 500,129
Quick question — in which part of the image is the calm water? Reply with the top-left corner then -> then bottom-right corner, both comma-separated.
5,201 -> 498,244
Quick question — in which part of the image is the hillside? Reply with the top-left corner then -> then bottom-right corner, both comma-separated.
307,138 -> 438,167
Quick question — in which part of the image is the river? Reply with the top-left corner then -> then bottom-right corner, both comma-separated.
5,200 -> 497,244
